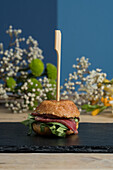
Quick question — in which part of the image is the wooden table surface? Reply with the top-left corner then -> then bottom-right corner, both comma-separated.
0,107 -> 113,170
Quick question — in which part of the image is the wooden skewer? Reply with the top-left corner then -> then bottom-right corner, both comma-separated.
54,30 -> 61,101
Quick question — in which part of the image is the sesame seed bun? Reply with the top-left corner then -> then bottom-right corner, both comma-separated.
35,100 -> 80,118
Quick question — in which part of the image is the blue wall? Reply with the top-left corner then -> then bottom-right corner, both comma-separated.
0,0 -> 57,66
0,0 -> 113,85
58,0 -> 113,84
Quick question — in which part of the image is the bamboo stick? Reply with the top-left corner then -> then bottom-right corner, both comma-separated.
54,30 -> 61,101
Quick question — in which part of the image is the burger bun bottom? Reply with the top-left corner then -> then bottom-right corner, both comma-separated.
32,123 -> 78,136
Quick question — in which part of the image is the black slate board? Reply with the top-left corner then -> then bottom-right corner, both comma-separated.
0,122 -> 113,153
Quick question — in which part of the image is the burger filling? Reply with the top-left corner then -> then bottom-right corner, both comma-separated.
21,113 -> 79,137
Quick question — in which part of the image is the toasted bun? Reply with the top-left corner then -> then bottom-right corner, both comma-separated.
35,100 -> 80,118
32,123 -> 79,136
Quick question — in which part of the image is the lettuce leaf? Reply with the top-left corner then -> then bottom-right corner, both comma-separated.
35,122 -> 68,137
21,114 -> 36,135
21,115 -> 78,137
47,122 -> 68,137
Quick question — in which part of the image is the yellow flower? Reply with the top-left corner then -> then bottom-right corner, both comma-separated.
101,97 -> 113,107
103,78 -> 110,83
92,108 -> 101,116
97,83 -> 102,88
101,97 -> 104,103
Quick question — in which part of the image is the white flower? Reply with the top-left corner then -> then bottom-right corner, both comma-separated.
0,43 -> 3,48
76,65 -> 79,69
76,58 -> 79,61
32,89 -> 36,92
72,64 -> 76,68
69,73 -> 72,77
60,86 -> 63,89
0,51 -> 3,54
77,70 -> 82,74
39,78 -> 42,82
1,68 -> 4,72
28,93 -> 31,96
96,68 -> 102,72
24,87 -> 28,90
76,81 -> 81,85
36,96 -> 39,99
26,100 -> 29,104
28,79 -> 31,83
31,98 -> 34,101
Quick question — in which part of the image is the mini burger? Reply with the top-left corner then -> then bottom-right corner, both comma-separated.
22,100 -> 80,137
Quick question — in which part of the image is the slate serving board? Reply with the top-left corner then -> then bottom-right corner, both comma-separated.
0,122 -> 113,153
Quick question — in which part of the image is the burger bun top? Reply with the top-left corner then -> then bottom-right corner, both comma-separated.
34,100 -> 80,118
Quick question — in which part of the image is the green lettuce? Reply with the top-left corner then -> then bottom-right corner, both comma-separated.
21,114 -> 36,135
21,114 -> 78,137
40,122 -> 68,137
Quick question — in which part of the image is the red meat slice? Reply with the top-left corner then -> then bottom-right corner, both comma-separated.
34,116 -> 78,134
